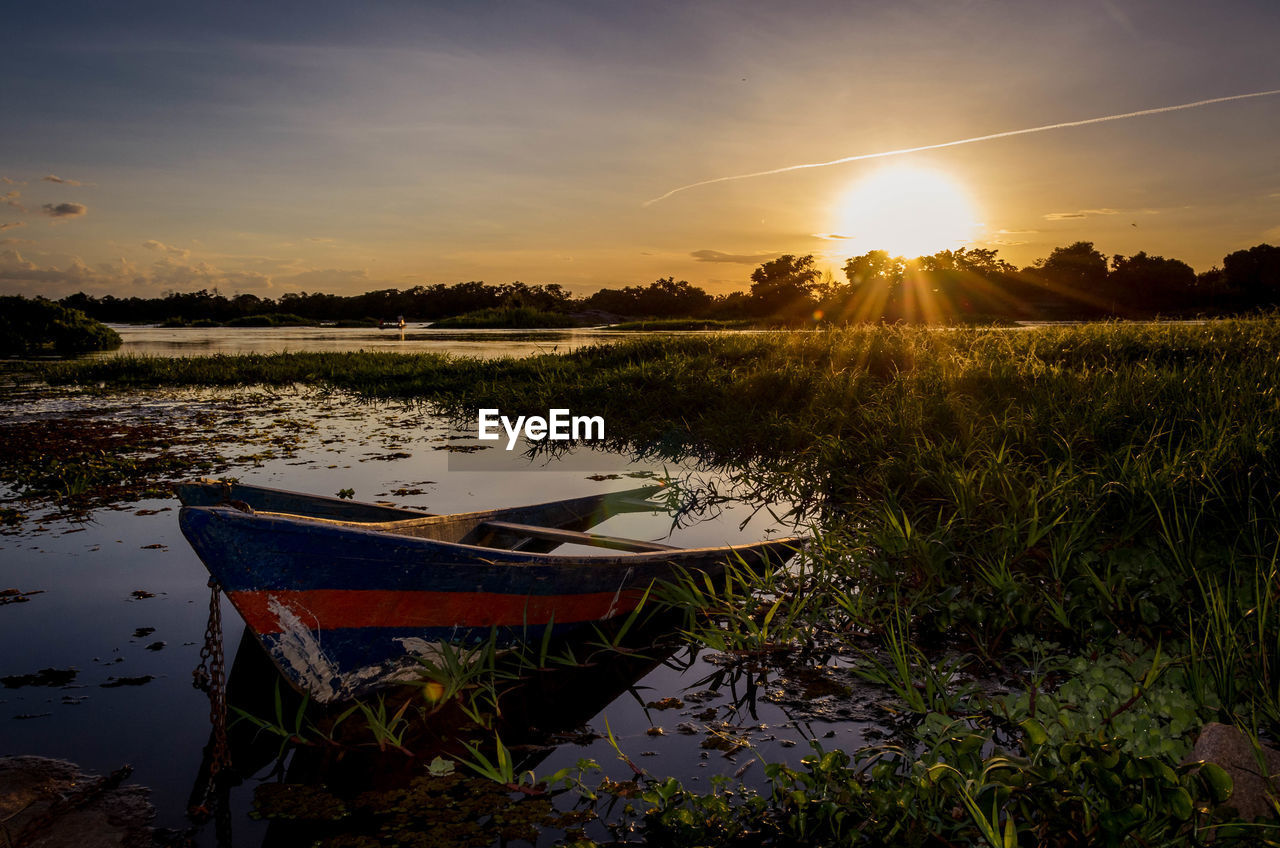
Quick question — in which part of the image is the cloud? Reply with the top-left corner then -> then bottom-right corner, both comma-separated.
41,202 -> 87,218
812,233 -> 855,241
41,174 -> 90,186
276,268 -> 371,289
0,221 -> 25,232
142,239 -> 190,258
0,249 -> 92,291
996,228 -> 1039,234
0,247 -> 375,297
0,177 -> 24,186
1043,208 -> 1119,221
2,191 -> 24,212
691,249 -> 780,264
1264,225 -> 1280,241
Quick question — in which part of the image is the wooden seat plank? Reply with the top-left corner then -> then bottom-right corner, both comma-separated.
481,520 -> 678,553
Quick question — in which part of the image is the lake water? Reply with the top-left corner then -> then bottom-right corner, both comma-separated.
93,324 -> 654,359
0,367 -> 879,846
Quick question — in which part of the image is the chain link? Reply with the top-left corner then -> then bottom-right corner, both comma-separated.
189,578 -> 230,820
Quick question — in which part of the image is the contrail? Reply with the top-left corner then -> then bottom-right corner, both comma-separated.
643,88 -> 1280,206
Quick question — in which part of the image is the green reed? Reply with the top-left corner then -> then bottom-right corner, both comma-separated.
41,318 -> 1280,842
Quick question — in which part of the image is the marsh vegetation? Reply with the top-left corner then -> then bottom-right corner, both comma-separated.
27,319 -> 1280,844
0,296 -> 121,357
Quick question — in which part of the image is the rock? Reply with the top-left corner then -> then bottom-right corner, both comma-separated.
1185,722 -> 1280,821
0,755 -> 157,847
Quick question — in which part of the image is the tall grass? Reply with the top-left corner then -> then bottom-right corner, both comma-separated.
58,319 -> 1280,842
42,319 -> 1280,720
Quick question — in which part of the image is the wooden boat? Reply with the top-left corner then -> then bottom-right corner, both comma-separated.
177,480 -> 801,702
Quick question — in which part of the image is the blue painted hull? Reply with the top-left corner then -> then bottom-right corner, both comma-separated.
180,503 -> 800,701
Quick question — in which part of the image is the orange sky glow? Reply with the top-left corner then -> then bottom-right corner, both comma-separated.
3,1 -> 1278,297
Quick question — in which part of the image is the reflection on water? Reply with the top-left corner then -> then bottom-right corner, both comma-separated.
207,621 -> 879,847
0,383 -> 865,846
92,324 -> 644,360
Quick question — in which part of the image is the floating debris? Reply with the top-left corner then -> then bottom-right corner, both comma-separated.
0,588 -> 43,606
360,452 -> 412,462
1,667 -> 78,688
100,675 -> 155,688
252,783 -> 349,822
645,697 -> 684,710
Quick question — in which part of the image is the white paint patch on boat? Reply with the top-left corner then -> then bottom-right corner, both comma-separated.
264,595 -> 421,703
266,595 -> 344,702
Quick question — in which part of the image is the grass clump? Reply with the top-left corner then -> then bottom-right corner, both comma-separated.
0,295 -> 121,357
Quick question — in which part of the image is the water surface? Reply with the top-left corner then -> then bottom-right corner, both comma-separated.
94,325 -> 645,360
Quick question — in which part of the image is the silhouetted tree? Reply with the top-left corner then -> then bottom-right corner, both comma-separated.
708,291 -> 754,319
1109,252 -> 1196,315
1030,242 -> 1111,315
586,277 -> 712,317
749,254 -> 823,319
910,248 -> 1029,321
832,250 -> 904,321
1222,244 -> 1280,308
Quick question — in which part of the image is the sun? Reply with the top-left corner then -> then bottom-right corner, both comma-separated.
830,166 -> 980,258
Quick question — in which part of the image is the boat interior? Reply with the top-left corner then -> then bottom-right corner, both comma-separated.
180,479 -> 679,554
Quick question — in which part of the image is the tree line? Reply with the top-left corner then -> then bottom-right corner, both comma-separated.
51,241 -> 1280,325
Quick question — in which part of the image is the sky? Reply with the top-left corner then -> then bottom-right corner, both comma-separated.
2,0 -> 1278,298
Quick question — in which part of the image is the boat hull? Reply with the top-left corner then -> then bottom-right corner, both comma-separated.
180,505 -> 799,702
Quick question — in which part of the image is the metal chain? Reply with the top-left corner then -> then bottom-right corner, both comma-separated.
189,578 -> 230,820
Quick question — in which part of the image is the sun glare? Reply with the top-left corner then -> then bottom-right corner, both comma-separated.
830,166 -> 980,258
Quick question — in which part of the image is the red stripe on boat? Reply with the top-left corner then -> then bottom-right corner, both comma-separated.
228,589 -> 645,634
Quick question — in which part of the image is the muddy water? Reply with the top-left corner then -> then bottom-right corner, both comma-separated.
0,384 -> 879,846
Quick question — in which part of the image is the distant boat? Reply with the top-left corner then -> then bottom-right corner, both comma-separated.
176,480 -> 801,702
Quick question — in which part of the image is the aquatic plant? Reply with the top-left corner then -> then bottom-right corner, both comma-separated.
36,318 -> 1280,842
